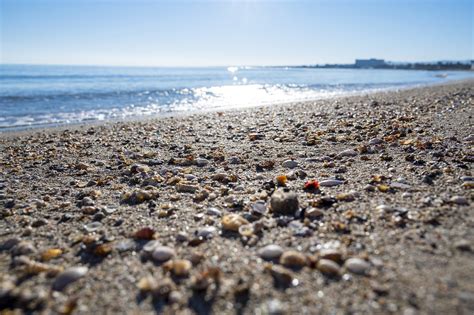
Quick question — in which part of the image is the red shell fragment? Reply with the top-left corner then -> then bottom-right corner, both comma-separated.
304,180 -> 320,191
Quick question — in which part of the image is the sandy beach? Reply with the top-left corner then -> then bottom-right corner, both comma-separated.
1,80 -> 473,314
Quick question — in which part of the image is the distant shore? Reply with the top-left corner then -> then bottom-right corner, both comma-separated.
0,80 -> 473,314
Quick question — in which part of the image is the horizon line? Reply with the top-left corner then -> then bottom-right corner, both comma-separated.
1,59 -> 472,69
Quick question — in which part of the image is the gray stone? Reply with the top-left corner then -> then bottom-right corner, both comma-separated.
270,189 -> 299,215
53,266 -> 88,291
258,244 -> 284,260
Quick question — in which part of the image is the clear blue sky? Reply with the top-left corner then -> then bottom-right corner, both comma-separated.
0,0 -> 472,66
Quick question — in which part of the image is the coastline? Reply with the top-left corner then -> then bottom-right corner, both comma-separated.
0,80 -> 473,314
1,77 -> 473,138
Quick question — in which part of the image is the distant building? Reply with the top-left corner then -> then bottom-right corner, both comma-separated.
355,58 -> 386,68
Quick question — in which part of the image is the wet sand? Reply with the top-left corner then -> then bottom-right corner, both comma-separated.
1,80 -> 473,314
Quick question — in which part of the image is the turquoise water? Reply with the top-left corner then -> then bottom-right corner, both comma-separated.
1,64 -> 473,130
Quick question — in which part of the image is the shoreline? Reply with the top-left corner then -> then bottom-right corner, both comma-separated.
1,78 -> 473,138
0,80 -> 473,314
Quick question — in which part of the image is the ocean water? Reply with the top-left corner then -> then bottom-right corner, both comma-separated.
1,64 -> 473,131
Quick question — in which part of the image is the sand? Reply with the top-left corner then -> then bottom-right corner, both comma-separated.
0,80 -> 473,314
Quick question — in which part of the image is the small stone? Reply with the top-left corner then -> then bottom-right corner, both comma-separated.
152,246 -> 176,262
250,201 -> 267,216
454,240 -> 471,251
115,240 -> 135,252
344,258 -> 370,275
228,156 -> 241,164
305,208 -> 324,220
258,245 -> 284,260
317,259 -> 341,277
169,259 -> 192,277
450,196 -> 468,205
319,249 -> 343,263
282,160 -> 298,169
0,237 -> 21,251
238,224 -> 254,237
53,266 -> 88,291
176,182 -> 199,193
11,241 -> 36,256
83,222 -> 103,233
460,176 -> 474,182
221,214 -> 249,232
319,179 -> 344,187
143,240 -> 161,253
195,158 -> 209,167
338,149 -> 358,157
369,138 -> 383,145
196,226 -> 218,239
280,251 -> 307,268
269,265 -> 295,287
206,207 -> 222,217
463,134 -> 474,143
270,189 -> 299,215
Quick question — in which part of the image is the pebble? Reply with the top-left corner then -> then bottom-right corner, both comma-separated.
319,179 -> 344,187
317,259 -> 341,276
195,158 -> 209,167
269,265 -> 295,287
450,196 -> 468,205
250,201 -> 267,216
83,221 -> 103,233
344,258 -> 370,275
228,156 -> 241,164
270,189 -> 299,215
176,183 -> 199,193
319,249 -> 343,263
463,134 -> 474,142
115,240 -> 135,252
143,240 -> 161,253
221,214 -> 249,232
369,138 -> 383,145
53,266 -> 88,291
305,208 -> 324,220
206,207 -> 222,217
338,149 -> 358,157
196,226 -> 218,239
169,259 -> 192,277
390,182 -> 412,190
280,251 -> 307,268
258,244 -> 284,260
11,241 -> 36,256
152,246 -> 176,262
460,176 -> 474,182
454,240 -> 471,251
282,160 -> 298,169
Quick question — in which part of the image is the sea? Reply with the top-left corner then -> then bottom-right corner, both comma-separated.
1,64 -> 473,131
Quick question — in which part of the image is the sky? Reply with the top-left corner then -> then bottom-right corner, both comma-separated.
0,0 -> 472,67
